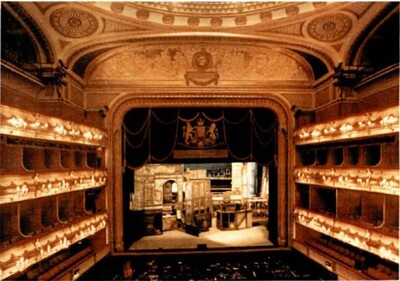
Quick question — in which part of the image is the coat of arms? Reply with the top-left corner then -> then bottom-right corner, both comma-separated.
182,117 -> 219,147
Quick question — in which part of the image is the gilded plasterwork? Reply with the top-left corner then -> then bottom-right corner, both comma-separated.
90,2 -> 333,28
102,18 -> 147,33
307,13 -> 352,42
89,45 -> 310,82
130,2 -> 284,15
50,8 -> 98,38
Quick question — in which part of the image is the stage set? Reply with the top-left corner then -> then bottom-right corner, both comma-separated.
126,162 -> 272,250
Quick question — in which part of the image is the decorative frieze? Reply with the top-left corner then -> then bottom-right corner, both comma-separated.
0,170 -> 107,204
0,213 -> 108,280
89,44 -> 310,83
294,106 -> 399,145
294,208 -> 399,263
294,167 -> 399,195
91,2 -> 334,28
0,105 -> 106,146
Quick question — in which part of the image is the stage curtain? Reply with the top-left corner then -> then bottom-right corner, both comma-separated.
122,108 -> 277,168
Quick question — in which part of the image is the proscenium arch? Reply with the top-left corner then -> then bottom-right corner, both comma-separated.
106,92 -> 295,253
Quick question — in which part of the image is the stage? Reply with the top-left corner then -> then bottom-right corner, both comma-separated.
129,224 -> 272,250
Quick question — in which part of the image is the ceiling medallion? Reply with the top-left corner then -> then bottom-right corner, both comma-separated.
235,16 -> 247,26
162,15 -> 174,25
110,3 -> 124,14
50,8 -> 98,38
307,13 -> 352,42
260,11 -> 273,22
286,6 -> 299,17
136,9 -> 150,20
192,48 -> 213,71
313,2 -> 328,9
210,18 -> 223,27
188,17 -> 200,27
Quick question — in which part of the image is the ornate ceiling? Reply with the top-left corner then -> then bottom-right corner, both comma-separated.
1,2 -> 396,84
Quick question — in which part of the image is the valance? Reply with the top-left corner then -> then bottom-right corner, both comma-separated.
122,108 -> 277,168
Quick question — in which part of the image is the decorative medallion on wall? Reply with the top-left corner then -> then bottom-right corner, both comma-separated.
50,8 -> 98,38
137,9 -> 150,20
210,17 -> 223,27
185,48 -> 219,86
162,15 -> 174,25
307,13 -> 352,42
191,48 -> 213,71
110,2 -> 124,14
285,5 -> 300,17
187,17 -> 200,27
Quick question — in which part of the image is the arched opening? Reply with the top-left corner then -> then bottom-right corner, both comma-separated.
359,10 -> 399,71
1,8 -> 39,66
120,107 -> 279,250
348,4 -> 399,71
108,95 -> 293,253
163,180 -> 178,204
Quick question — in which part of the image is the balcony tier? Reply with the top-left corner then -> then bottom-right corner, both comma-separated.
0,212 -> 108,280
294,208 -> 399,264
294,167 -> 399,195
0,169 -> 107,204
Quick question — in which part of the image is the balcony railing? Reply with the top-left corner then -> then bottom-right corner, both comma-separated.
0,105 -> 107,146
293,208 -> 399,263
0,169 -> 107,204
0,212 -> 108,280
294,106 -> 399,145
294,167 -> 399,195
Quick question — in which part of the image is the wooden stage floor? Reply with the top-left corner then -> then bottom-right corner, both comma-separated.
129,224 -> 272,250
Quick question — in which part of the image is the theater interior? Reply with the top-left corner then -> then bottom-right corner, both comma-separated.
0,1 -> 399,280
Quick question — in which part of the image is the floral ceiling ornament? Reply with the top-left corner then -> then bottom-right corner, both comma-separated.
50,8 -> 98,38
307,13 -> 352,42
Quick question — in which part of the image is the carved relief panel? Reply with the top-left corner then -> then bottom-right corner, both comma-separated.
88,43 -> 311,84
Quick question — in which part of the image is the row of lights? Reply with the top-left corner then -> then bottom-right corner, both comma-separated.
0,213 -> 108,280
294,209 -> 399,263
0,170 -> 107,204
1,105 -> 106,145
294,167 -> 399,195
295,106 -> 399,145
